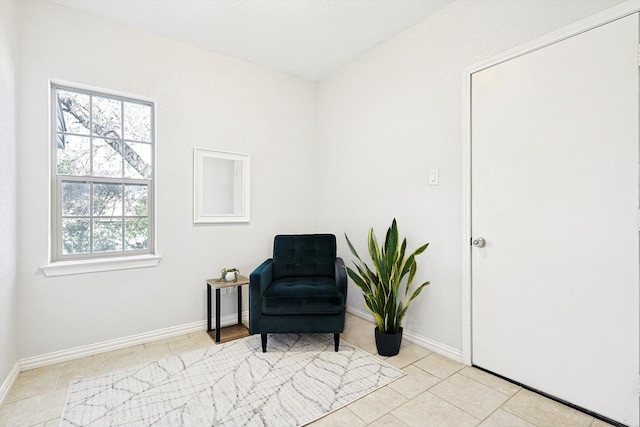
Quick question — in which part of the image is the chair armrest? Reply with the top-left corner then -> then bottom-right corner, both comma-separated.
249,258 -> 273,333
335,257 -> 347,300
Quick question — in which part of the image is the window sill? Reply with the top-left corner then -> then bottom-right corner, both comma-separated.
41,254 -> 162,277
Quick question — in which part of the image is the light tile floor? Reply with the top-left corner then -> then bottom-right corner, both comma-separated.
0,313 -> 614,427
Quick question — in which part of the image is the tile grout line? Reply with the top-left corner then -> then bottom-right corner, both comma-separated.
424,389 -> 483,424
499,390 -> 538,426
479,389 -> 526,426
421,367 -> 512,424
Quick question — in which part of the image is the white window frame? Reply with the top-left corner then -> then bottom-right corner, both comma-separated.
43,81 -> 160,276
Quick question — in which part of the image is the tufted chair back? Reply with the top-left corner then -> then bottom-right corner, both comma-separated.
272,234 -> 336,279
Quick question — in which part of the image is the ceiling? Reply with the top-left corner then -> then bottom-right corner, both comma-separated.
45,0 -> 454,81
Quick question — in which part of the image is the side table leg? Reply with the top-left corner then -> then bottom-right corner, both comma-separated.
237,285 -> 242,325
207,284 -> 212,332
215,288 -> 221,342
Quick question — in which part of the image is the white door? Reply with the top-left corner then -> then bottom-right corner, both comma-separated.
471,14 -> 639,426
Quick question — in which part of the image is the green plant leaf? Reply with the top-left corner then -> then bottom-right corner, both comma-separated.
345,233 -> 364,263
368,228 -> 382,277
407,281 -> 430,305
345,266 -> 369,292
384,219 -> 398,279
414,242 -> 429,256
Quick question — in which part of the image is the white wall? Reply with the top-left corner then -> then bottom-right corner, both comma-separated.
16,0 -> 318,358
11,0 -> 628,362
0,0 -> 20,388
317,0 -> 624,353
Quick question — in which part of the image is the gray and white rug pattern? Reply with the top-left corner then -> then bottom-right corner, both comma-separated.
60,333 -> 404,426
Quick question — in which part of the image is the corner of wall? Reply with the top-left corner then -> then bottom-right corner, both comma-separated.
0,0 -> 21,392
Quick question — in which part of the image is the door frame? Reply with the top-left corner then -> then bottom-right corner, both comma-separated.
461,0 -> 640,366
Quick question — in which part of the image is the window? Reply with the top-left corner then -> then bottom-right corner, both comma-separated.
52,83 -> 154,261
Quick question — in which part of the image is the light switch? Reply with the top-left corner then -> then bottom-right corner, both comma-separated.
429,169 -> 439,186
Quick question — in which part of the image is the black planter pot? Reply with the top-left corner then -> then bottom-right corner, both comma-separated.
374,327 -> 403,356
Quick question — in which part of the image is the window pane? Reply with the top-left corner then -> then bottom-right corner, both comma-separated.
124,142 -> 152,179
124,184 -> 148,216
57,135 -> 90,175
93,139 -> 123,177
93,219 -> 123,252
93,183 -> 122,216
125,218 -> 148,250
92,96 -> 122,138
62,181 -> 90,216
123,102 -> 151,142
62,218 -> 90,254
57,90 -> 90,135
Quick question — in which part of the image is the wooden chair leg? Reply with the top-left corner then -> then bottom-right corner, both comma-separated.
261,334 -> 267,352
334,333 -> 340,352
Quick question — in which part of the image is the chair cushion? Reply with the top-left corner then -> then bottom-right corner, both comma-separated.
272,234 -> 336,279
261,277 -> 345,315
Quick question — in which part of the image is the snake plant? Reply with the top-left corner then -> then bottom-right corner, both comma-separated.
345,219 -> 430,334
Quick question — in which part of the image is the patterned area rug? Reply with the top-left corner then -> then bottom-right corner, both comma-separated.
60,334 -> 404,426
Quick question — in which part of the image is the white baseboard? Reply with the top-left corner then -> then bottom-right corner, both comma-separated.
403,329 -> 463,363
346,306 -> 463,363
0,361 -> 20,406
15,307 -> 460,375
20,312 -> 249,371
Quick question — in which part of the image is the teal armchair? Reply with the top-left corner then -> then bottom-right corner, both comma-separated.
249,234 -> 347,352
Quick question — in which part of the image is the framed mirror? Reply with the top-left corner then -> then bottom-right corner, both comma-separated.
193,148 -> 250,223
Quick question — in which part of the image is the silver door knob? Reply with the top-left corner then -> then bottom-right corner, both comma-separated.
472,237 -> 486,248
